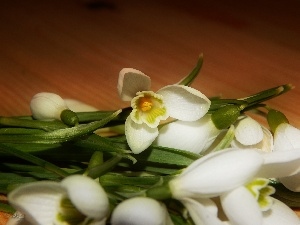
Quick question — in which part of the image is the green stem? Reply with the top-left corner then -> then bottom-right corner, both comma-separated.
87,154 -> 122,179
146,183 -> 172,200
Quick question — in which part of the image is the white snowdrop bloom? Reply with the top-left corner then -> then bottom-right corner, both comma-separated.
8,175 -> 109,225
118,68 -> 210,154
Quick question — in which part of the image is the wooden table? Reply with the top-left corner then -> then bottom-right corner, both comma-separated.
0,0 -> 299,223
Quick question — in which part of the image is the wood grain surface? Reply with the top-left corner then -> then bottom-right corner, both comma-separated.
0,0 -> 299,223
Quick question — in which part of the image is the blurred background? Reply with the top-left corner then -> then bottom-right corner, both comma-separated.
0,0 -> 300,122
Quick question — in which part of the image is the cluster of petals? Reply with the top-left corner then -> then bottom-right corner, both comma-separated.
232,117 -> 300,192
168,148 -> 300,224
117,68 -> 211,154
7,175 -> 109,225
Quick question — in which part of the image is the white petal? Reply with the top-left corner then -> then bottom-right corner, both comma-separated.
256,149 -> 300,178
157,85 -> 210,121
30,92 -> 68,120
8,181 -> 66,225
155,115 -> 220,154
110,197 -> 172,225
169,148 -> 263,199
279,172 -> 300,192
125,116 -> 158,154
274,123 -> 300,151
61,175 -> 109,220
234,117 -> 263,146
221,186 -> 263,225
118,68 -> 151,101
181,198 -> 224,225
262,198 -> 300,225
64,99 -> 98,112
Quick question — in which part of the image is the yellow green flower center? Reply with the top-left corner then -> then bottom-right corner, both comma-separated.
246,178 -> 275,211
131,91 -> 168,128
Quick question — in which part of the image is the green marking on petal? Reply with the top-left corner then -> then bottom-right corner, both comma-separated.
57,197 -> 86,225
246,178 -> 275,211
145,107 -> 167,125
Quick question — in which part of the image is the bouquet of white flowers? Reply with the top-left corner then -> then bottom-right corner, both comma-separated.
1,55 -> 299,225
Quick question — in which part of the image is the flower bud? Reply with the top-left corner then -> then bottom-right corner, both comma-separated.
30,92 -> 78,126
211,105 -> 241,130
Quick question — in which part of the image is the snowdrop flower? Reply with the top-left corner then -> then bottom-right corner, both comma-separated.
155,114 -> 221,154
231,116 -> 273,152
167,148 -> 267,225
110,197 -> 174,225
30,92 -> 79,126
8,175 -> 109,225
118,68 -> 211,154
169,148 -> 264,199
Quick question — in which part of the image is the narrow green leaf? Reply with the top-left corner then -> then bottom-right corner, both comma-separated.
0,116 -> 68,131
177,54 -> 204,86
0,110 -> 121,144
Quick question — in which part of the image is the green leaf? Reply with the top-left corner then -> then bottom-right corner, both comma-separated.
0,110 -> 121,144
177,54 -> 203,86
0,116 -> 68,131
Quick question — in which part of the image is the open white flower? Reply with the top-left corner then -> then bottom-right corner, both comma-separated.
118,68 -> 211,154
110,197 -> 174,225
155,114 -> 221,154
169,148 -> 298,225
8,175 -> 109,225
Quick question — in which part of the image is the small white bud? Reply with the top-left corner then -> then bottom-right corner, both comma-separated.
30,92 -> 68,121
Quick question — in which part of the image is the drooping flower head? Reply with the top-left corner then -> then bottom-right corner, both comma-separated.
118,68 -> 211,154
8,175 -> 109,225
